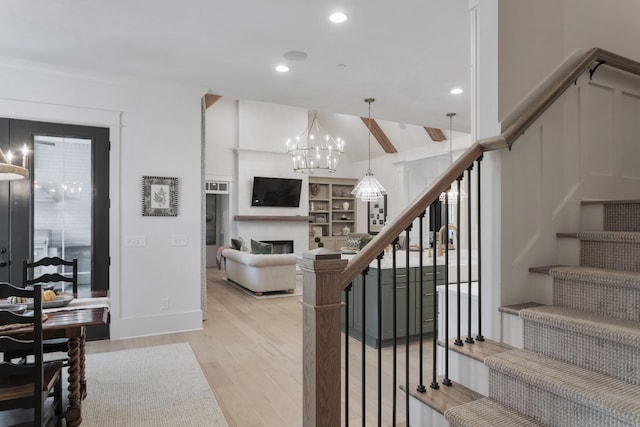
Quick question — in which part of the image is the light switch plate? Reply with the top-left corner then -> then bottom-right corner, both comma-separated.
171,234 -> 188,246
124,235 -> 146,247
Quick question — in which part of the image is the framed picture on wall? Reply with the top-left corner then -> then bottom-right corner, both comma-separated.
142,176 -> 179,216
368,195 -> 387,234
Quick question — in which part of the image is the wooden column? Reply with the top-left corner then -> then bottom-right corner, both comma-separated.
299,248 -> 348,427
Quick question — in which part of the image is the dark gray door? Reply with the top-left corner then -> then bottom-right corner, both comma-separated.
0,118 -> 109,338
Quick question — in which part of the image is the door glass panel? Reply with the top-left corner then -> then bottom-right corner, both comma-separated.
33,135 -> 92,296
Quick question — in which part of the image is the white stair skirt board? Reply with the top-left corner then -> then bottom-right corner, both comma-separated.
409,395 -> 449,427
437,347 -> 489,396
500,310 -> 524,349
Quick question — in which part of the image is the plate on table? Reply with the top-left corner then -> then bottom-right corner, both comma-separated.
26,294 -> 74,309
0,302 -> 27,313
25,283 -> 56,291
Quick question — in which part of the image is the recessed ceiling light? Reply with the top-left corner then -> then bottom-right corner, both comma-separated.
450,87 -> 463,95
329,12 -> 348,23
275,65 -> 290,73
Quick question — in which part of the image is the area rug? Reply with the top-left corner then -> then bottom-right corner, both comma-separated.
81,343 -> 228,427
225,273 -> 303,299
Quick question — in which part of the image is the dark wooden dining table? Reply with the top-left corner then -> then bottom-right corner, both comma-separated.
0,292 -> 109,427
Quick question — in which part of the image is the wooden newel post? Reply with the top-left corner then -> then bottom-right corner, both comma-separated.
299,248 -> 348,427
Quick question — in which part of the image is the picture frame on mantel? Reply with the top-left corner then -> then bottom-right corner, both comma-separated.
368,195 -> 387,235
142,176 -> 178,216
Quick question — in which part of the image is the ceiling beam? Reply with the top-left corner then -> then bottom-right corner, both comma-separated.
360,118 -> 397,153
204,94 -> 222,109
424,127 -> 447,142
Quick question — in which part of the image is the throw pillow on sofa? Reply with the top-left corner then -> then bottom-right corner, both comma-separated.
231,237 -> 250,251
231,238 -> 243,250
251,239 -> 273,254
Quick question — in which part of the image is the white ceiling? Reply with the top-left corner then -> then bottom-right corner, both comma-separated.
0,0 -> 471,147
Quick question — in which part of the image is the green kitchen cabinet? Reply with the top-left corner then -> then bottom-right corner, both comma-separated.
344,264 -> 445,348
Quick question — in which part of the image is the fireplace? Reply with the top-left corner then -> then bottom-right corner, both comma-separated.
262,240 -> 294,254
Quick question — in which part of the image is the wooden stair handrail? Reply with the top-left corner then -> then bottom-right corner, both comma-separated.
341,47 -> 640,288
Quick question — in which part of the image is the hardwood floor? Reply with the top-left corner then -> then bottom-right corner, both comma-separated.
87,267 -> 435,426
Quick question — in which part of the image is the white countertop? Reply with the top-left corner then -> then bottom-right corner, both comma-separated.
342,249 -> 478,282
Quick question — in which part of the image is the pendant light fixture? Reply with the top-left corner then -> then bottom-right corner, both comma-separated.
351,98 -> 387,202
286,110 -> 344,174
0,145 -> 29,181
439,112 -> 466,202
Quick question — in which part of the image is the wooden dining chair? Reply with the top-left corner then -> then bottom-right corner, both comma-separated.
0,282 -> 64,426
23,257 -> 78,297
20,257 -> 79,364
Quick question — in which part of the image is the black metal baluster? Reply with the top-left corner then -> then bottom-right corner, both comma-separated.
430,204 -> 440,390
476,157 -> 485,342
392,241 -> 398,425
361,269 -> 368,427
466,167 -> 475,344
454,176 -> 463,347
376,254 -> 383,427
345,283 -> 352,427
443,191 -> 452,386
404,227 -> 411,426
417,213 -> 427,393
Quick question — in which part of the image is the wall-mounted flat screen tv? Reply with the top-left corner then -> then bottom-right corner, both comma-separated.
251,176 -> 303,207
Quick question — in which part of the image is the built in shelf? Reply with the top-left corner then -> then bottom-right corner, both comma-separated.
233,215 -> 313,222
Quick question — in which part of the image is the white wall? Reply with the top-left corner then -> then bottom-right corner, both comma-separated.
498,0 -> 640,122
0,58 -> 206,339
494,1 -> 640,307
500,68 -> 640,306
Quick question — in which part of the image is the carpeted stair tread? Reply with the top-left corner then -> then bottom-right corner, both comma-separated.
549,265 -> 640,288
445,397 -> 544,427
521,305 -> 640,347
485,349 -> 640,424
577,231 -> 640,243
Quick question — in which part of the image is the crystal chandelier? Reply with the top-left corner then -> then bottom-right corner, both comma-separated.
0,145 -> 29,181
352,98 -> 387,202
286,111 -> 344,174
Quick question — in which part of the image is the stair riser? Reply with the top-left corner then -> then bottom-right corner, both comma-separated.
554,277 -> 640,321
489,370 -> 636,426
523,322 -> 640,385
604,204 -> 640,232
580,241 -> 640,271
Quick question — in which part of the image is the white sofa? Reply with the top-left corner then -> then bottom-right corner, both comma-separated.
221,248 -> 297,295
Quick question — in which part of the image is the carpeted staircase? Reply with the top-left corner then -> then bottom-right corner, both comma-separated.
444,201 -> 640,426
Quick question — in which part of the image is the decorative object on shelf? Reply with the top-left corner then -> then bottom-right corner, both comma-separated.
368,195 -> 387,235
0,144 -> 29,181
342,225 -> 350,236
142,176 -> 179,216
352,98 -> 387,202
342,201 -> 350,210
286,111 -> 345,174
310,183 -> 320,196
312,226 -> 323,237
